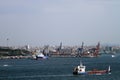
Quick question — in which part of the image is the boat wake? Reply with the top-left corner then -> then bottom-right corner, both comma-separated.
37,74 -> 73,77
0,74 -> 73,79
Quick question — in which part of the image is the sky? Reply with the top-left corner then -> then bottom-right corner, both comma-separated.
0,0 -> 120,46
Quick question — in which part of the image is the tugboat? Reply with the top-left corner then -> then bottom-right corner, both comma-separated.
73,62 -> 111,75
73,62 -> 86,75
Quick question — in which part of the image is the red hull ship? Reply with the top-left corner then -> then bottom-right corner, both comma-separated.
87,69 -> 110,75
73,62 -> 111,75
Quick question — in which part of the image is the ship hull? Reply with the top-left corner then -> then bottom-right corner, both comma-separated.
35,56 -> 48,60
87,70 -> 108,75
73,70 -> 110,75
73,71 -> 87,75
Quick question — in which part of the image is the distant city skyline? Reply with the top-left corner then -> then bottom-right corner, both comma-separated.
0,0 -> 120,46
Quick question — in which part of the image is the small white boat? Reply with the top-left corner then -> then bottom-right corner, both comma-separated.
32,50 -> 48,60
35,53 -> 48,59
111,55 -> 115,58
3,64 -> 8,67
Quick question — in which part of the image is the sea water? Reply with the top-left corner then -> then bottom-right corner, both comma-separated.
0,54 -> 120,80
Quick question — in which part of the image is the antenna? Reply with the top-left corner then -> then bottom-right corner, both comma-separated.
80,61 -> 83,66
108,65 -> 111,72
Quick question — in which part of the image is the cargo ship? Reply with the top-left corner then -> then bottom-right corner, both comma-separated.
73,62 -> 111,75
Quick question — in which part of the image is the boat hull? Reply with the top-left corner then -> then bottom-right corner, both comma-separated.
73,70 -> 110,75
73,71 -> 87,75
87,70 -> 109,75
35,56 -> 48,60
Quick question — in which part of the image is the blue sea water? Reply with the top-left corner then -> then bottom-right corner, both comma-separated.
0,54 -> 120,80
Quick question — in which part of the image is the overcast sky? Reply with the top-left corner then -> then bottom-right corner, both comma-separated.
0,0 -> 120,46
